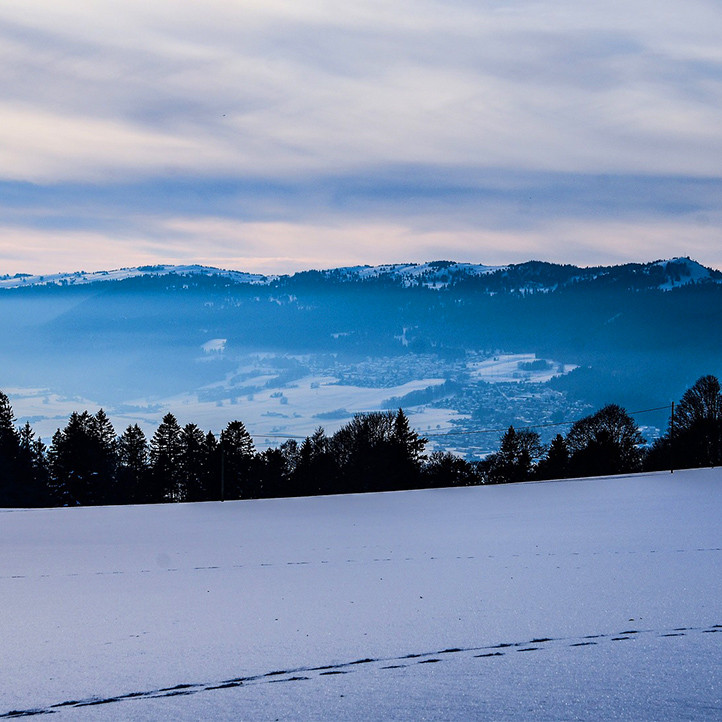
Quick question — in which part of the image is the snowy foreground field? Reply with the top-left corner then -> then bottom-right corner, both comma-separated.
2,470 -> 721,720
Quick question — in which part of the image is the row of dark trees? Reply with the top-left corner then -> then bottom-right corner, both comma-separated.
0,405 -> 434,507
481,375 -> 722,482
1,376 -> 720,507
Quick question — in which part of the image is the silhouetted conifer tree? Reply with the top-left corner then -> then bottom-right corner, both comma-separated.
536,434 -> 570,480
92,409 -> 118,501
387,409 -> 427,489
422,451 -> 479,487
0,392 -> 22,506
202,431 -> 221,501
295,427 -> 335,495
256,446 -> 293,498
49,411 -> 115,505
483,426 -> 543,484
219,420 -> 255,499
16,422 -> 50,507
180,423 -> 209,502
118,424 -> 149,503
149,413 -> 183,502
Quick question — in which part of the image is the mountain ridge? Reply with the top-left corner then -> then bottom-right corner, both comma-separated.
1,253 -> 721,452
1,256 -> 719,292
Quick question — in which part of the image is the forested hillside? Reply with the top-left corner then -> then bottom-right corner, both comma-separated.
1,258 -> 720,449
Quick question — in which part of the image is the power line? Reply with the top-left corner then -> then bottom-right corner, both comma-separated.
421,404 -> 670,438
248,404 -> 672,441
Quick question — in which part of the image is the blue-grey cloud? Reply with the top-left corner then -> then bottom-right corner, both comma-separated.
1,1 -> 721,272
2,169 -> 720,229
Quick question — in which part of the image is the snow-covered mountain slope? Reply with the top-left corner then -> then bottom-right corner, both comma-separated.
2,257 -> 718,292
653,257 -> 715,289
2,468 -> 720,720
326,261 -> 507,288
0,264 -> 270,289
0,260 -> 505,290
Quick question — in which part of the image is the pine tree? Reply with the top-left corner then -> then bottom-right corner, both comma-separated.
149,413 -> 183,502
219,420 -> 256,498
180,423 -> 208,502
202,431 -> 220,501
536,434 -> 569,480
49,411 -> 112,505
392,409 -> 427,465
118,424 -> 149,503
483,426 -> 543,484
16,422 -> 49,506
0,391 -> 21,506
295,427 -> 334,495
91,409 -> 118,502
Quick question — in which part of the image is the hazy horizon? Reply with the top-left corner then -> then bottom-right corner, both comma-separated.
3,254 -> 721,280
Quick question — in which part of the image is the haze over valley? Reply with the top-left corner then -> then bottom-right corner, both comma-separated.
3,256 -> 719,454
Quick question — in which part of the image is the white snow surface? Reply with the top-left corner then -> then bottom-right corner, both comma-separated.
468,353 -> 577,384
2,469 -> 721,720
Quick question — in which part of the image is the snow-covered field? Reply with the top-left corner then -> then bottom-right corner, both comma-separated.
468,354 -> 577,384
2,469 -> 721,720
7,377 -> 466,448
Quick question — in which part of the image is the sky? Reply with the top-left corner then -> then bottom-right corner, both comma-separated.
1,0 -> 722,275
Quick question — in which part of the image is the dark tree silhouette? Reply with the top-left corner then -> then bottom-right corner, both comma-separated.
482,426 -> 544,484
149,413 -> 183,502
333,412 -> 395,492
6,375 -> 722,509
49,411 -> 117,505
16,422 -> 50,507
118,424 -> 149,503
179,423 -> 209,502
92,409 -> 118,501
327,410 -> 428,493
566,404 -> 644,477
422,451 -> 480,487
219,420 -> 255,499
535,434 -> 570,480
646,375 -> 722,471
672,375 -> 722,467
295,427 -> 335,496
0,391 -> 22,506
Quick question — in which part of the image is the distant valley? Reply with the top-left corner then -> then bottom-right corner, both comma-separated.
1,257 -> 720,455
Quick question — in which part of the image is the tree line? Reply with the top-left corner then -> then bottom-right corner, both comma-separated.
1,375 -> 720,508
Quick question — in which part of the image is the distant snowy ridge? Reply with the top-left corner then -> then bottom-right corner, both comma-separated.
1,257 -> 718,291
651,257 -> 714,289
0,264 -> 271,289
321,257 -> 721,291
325,261 -> 507,288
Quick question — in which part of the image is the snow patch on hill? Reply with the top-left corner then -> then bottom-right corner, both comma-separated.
653,257 -> 715,289
0,264 -> 271,289
329,261 -> 506,287
1,258 -> 719,292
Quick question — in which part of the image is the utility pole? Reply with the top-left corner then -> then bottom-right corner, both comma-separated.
221,450 -> 225,502
670,401 -> 675,474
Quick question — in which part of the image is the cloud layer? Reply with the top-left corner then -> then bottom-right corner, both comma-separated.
2,0 -> 722,273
